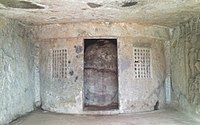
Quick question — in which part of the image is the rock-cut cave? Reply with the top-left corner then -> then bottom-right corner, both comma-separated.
0,0 -> 200,125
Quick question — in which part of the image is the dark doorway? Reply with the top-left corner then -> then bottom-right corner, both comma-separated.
84,39 -> 119,111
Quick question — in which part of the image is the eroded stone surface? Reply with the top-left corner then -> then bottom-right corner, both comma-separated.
0,17 -> 36,125
0,0 -> 44,9
0,0 -> 200,27
170,16 -> 200,118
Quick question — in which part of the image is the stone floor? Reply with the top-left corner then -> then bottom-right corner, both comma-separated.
10,109 -> 200,125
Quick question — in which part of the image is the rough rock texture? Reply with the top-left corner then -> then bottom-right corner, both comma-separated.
170,17 -> 200,117
38,21 -> 166,114
32,22 -> 170,40
0,0 -> 200,27
0,17 -> 36,124
84,40 -> 118,107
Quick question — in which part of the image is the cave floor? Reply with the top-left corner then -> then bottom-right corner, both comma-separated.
10,109 -> 200,125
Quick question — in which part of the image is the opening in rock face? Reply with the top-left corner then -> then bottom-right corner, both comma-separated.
84,39 -> 118,111
121,1 -> 138,7
87,2 -> 103,8
0,0 -> 44,9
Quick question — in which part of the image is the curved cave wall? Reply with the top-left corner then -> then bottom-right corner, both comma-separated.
0,17 -> 36,124
38,22 -> 167,114
170,17 -> 200,117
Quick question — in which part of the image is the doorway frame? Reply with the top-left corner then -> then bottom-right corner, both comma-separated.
82,37 -> 119,111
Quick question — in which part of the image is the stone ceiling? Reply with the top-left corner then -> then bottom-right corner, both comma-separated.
0,0 -> 200,27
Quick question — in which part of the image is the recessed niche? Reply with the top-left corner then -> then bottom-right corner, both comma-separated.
0,0 -> 44,9
87,2 -> 102,8
84,39 -> 119,111
121,1 -> 138,7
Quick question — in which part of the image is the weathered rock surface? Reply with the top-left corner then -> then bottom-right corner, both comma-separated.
0,17 -> 36,125
170,16 -> 200,118
0,0 -> 200,27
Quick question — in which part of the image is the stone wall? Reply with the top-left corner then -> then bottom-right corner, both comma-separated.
33,21 -> 170,40
37,22 -> 167,114
170,17 -> 200,117
0,17 -> 36,124
40,38 -> 84,113
118,37 -> 166,112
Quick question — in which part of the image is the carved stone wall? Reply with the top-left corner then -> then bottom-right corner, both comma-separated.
38,21 -> 166,114
0,17 -> 36,124
187,35 -> 200,106
171,16 -> 200,116
40,38 -> 84,114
